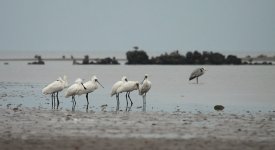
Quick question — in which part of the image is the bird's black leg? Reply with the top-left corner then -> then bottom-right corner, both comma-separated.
53,93 -> 56,108
51,93 -> 54,108
56,92 -> 59,106
72,96 -> 76,112
86,104 -> 88,113
71,96 -> 74,104
72,96 -> 76,106
125,92 -> 128,107
86,93 -> 89,105
74,96 -> 76,106
127,92 -> 133,106
116,93 -> 120,111
196,77 -> 198,84
86,93 -> 89,112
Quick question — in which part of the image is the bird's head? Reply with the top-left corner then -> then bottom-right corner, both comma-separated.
92,75 -> 104,88
142,74 -> 149,83
91,75 -> 98,81
144,74 -> 148,79
122,76 -> 128,82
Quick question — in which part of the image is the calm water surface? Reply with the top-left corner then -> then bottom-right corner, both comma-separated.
1,61 -> 275,113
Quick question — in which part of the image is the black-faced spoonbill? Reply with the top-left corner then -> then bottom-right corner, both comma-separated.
139,74 -> 151,111
79,75 -> 104,105
42,75 -> 68,108
111,76 -> 128,111
189,68 -> 206,84
65,78 -> 86,108
117,80 -> 139,108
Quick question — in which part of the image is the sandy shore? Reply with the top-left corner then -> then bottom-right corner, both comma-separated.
1,107 -> 275,150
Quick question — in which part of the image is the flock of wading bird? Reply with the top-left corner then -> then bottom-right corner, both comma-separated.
42,68 -> 205,111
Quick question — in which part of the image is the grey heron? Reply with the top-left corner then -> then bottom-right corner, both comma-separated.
189,68 -> 206,84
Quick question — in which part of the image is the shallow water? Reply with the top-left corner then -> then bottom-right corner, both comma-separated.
1,61 -> 275,113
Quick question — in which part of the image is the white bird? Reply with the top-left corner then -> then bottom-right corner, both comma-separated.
110,76 -> 128,110
65,78 -> 86,106
117,80 -> 139,107
79,75 -> 104,105
42,75 -> 68,107
139,74 -> 151,111
189,68 -> 206,84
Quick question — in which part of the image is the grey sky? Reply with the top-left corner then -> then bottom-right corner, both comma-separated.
0,0 -> 275,54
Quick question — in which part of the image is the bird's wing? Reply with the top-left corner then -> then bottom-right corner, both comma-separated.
65,84 -> 78,97
116,83 -> 127,93
139,81 -> 151,95
189,68 -> 202,80
111,81 -> 122,96
42,80 -> 63,94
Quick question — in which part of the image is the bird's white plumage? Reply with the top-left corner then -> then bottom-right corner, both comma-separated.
65,78 -> 85,98
117,81 -> 139,94
42,75 -> 68,95
139,75 -> 151,95
189,68 -> 205,80
110,76 -> 127,96
79,75 -> 102,95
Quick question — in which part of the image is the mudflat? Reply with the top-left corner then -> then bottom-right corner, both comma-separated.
1,107 -> 275,150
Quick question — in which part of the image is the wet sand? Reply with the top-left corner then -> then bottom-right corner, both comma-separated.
1,107 -> 275,150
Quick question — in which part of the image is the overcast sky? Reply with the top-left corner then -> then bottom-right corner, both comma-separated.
0,0 -> 275,54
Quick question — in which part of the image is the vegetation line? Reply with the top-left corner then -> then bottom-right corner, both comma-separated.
1,47 -> 273,65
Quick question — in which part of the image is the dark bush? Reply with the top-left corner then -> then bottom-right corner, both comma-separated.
82,55 -> 90,64
150,51 -> 185,64
96,57 -> 120,64
126,50 -> 150,64
125,48 -> 244,65
226,55 -> 242,64
209,52 -> 225,64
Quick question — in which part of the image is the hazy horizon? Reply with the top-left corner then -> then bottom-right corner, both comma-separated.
1,0 -> 275,56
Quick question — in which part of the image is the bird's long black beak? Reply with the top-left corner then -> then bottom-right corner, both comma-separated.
81,83 -> 87,90
97,80 -> 104,88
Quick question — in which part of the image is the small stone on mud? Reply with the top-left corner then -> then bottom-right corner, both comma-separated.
214,105 -> 224,111
101,104 -> 107,107
13,108 -> 19,112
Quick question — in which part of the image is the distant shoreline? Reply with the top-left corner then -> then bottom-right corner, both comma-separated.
0,58 -> 127,61
1,56 -> 275,65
